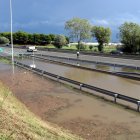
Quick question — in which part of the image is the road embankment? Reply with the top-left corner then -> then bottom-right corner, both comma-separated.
0,81 -> 80,140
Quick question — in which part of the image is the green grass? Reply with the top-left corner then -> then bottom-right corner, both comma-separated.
0,82 -> 82,140
103,45 -> 117,53
0,58 -> 10,64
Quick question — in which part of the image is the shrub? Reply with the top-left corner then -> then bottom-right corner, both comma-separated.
53,35 -> 67,49
76,43 -> 86,50
89,45 -> 94,50
0,37 -> 10,44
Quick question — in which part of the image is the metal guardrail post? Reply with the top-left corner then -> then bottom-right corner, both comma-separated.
42,70 -> 44,76
137,101 -> 140,112
114,64 -> 116,71
57,76 -> 60,81
114,94 -> 118,103
80,84 -> 83,90
11,60 -> 140,112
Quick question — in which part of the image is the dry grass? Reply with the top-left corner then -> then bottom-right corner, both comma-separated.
0,82 -> 82,140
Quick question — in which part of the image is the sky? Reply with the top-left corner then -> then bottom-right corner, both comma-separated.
1,0 -> 140,42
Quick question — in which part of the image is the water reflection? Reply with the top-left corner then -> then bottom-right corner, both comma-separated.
30,53 -> 36,68
16,57 -> 140,98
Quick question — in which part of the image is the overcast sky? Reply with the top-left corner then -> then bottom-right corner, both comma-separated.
0,0 -> 140,41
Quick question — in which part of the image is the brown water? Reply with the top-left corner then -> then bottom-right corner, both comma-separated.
18,58 -> 140,99
46,56 -> 140,73
0,62 -> 140,140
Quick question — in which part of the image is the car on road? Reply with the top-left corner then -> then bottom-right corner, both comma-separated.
27,46 -> 37,52
110,50 -> 123,55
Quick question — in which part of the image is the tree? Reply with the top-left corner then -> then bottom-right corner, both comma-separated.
119,22 -> 140,53
54,35 -> 67,48
0,36 -> 10,44
28,33 -> 34,44
13,31 -> 28,44
45,35 -> 52,44
49,34 -> 55,42
91,26 -> 111,52
0,32 -> 11,41
65,17 -> 91,50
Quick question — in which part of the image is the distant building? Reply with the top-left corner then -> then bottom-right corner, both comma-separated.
69,42 -> 123,46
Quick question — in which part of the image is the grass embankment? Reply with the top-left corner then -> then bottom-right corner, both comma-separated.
0,82 -> 81,140
0,58 -> 10,64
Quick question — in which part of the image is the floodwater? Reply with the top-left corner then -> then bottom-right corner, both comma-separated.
0,62 -> 140,140
16,57 -> 140,99
41,55 -> 140,73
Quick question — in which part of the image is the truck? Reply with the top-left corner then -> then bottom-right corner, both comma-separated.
27,46 -> 37,52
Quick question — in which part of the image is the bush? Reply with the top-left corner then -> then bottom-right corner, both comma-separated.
76,43 -> 86,50
93,49 -> 98,52
89,45 -> 94,50
53,35 -> 67,49
0,37 -> 9,44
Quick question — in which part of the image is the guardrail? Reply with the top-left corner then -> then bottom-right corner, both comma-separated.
21,54 -> 140,81
1,54 -> 140,112
33,54 -> 140,70
13,60 -> 140,112
2,45 -> 140,59
37,48 -> 140,60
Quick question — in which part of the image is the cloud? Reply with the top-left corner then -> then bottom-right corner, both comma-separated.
91,12 -> 140,28
91,19 -> 109,26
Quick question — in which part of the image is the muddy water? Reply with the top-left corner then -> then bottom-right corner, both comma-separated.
1,62 -> 140,140
46,56 -> 140,73
17,58 -> 140,99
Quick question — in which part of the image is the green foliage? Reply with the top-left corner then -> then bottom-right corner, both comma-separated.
76,43 -> 86,50
45,35 -> 52,44
13,31 -> 28,44
0,32 -> 11,41
0,31 -> 58,46
89,45 -> 94,50
65,36 -> 69,44
49,34 -> 55,41
0,37 -> 10,44
119,22 -> 140,53
91,26 -> 111,52
54,35 -> 67,48
65,17 -> 92,48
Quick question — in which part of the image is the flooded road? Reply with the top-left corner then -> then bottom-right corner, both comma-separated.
0,62 -> 140,140
16,57 -> 140,99
39,55 -> 140,73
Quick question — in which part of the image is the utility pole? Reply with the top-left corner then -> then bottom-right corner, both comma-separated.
10,0 -> 14,74
10,0 -> 14,64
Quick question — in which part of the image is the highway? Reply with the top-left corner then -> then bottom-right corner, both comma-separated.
1,46 -> 140,67
15,57 -> 140,99
33,54 -> 140,74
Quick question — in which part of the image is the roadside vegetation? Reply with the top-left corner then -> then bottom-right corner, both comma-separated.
0,36 -> 10,45
1,18 -> 140,54
119,22 -> 140,53
0,82 -> 81,140
0,58 -> 10,64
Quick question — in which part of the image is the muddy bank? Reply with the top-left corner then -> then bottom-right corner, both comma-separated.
0,63 -> 140,140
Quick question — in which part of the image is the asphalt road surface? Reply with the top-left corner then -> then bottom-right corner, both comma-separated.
1,46 -> 140,67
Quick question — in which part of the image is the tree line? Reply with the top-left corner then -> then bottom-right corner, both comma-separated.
1,17 -> 140,53
0,31 -> 69,48
65,18 -> 140,53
